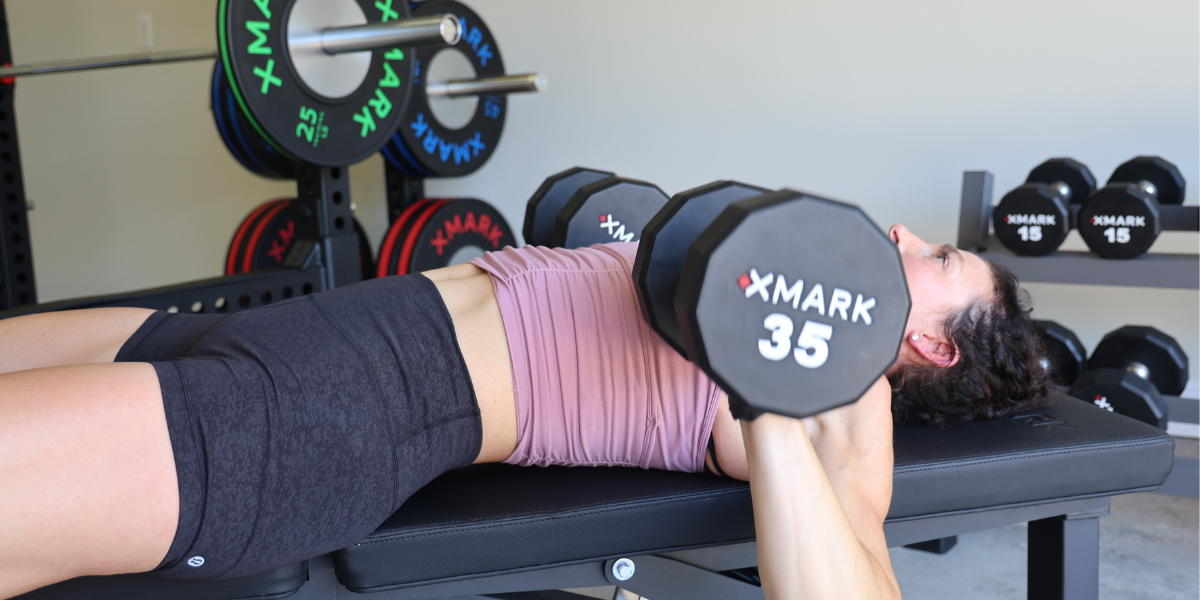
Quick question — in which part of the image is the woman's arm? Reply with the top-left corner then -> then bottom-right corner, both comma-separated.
741,376 -> 900,600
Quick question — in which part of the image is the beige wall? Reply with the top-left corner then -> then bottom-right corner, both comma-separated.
8,0 -> 1199,388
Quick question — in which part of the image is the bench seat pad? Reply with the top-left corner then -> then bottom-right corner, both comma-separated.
333,392 -> 1174,592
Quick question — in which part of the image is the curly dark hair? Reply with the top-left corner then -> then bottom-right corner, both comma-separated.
888,261 -> 1051,427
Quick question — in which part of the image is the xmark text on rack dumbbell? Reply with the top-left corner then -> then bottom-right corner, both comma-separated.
1003,213 -> 1058,242
739,269 -> 877,369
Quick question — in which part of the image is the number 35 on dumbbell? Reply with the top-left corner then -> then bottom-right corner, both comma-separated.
636,187 -> 911,420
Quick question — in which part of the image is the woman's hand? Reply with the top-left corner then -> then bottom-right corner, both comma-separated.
741,376 -> 901,600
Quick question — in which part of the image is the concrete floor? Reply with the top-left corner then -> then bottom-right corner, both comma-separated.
568,439 -> 1200,600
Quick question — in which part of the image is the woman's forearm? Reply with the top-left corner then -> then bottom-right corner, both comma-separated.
742,414 -> 900,600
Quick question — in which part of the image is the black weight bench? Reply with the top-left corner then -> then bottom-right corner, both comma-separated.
19,392 -> 1174,600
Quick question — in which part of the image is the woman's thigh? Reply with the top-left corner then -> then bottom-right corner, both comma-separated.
0,308 -> 156,374
0,362 -> 177,598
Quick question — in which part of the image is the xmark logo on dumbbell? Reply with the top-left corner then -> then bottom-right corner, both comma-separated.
738,269 -> 877,369
1003,213 -> 1058,242
599,214 -> 636,242
1092,395 -> 1114,411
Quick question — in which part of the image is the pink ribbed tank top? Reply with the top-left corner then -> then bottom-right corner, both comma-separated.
470,242 -> 722,472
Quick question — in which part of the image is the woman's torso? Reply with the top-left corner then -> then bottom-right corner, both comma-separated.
427,243 -> 723,472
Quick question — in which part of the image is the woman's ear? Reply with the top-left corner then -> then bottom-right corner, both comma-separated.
909,334 -> 960,368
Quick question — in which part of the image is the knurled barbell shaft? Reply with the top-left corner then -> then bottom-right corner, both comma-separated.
0,48 -> 218,78
297,14 -> 461,56
426,73 -> 547,98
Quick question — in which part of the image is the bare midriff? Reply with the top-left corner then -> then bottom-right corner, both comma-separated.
423,262 -> 519,464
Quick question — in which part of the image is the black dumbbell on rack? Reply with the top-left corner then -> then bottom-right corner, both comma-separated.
523,168 -> 670,249
1034,320 -> 1088,386
1076,156 -> 1188,259
1068,325 -> 1189,429
992,158 -> 1097,256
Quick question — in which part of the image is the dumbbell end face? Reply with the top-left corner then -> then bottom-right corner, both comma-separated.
1034,320 -> 1087,386
524,168 -> 615,247
1027,158 -> 1097,203
992,185 -> 1071,257
552,177 -> 670,249
1071,368 -> 1168,429
1089,325 -> 1188,396
1076,186 -> 1162,259
636,180 -> 772,359
678,190 -> 910,419
1109,156 -> 1186,206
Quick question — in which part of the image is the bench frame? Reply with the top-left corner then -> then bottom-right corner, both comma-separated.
290,494 -> 1118,600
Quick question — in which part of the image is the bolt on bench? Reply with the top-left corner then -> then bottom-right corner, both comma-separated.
19,391 -> 1173,600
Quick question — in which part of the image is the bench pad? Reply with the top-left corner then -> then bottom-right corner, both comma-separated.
333,392 -> 1174,592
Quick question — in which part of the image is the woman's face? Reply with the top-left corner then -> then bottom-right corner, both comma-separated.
889,224 -> 993,369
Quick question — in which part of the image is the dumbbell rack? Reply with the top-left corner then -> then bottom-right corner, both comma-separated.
957,170 -> 1198,498
958,172 -> 1200,289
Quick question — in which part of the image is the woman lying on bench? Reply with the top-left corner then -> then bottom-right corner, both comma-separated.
0,225 -> 1048,600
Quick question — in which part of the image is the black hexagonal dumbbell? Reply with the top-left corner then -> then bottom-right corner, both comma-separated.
1034,319 -> 1087,387
523,167 -> 614,247
1087,325 -> 1189,397
1070,368 -> 1169,429
1077,156 -> 1187,259
993,158 -> 1096,256
643,189 -> 910,420
550,176 -> 670,249
634,181 -> 772,356
1067,325 -> 1190,430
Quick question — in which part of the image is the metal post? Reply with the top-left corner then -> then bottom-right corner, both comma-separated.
295,166 -> 360,291
0,0 -> 35,310
384,162 -> 424,223
957,171 -> 994,252
1027,509 -> 1105,600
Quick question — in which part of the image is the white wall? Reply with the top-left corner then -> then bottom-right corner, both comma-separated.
8,0 -> 1199,384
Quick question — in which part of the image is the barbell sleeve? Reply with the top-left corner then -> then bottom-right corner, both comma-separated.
292,14 -> 461,56
0,48 -> 218,78
426,73 -> 548,98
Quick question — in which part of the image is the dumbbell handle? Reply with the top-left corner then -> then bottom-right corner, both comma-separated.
291,14 -> 460,55
426,73 -> 547,98
1066,204 -> 1199,232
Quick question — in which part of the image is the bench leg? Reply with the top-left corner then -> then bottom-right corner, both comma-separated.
1027,509 -> 1105,600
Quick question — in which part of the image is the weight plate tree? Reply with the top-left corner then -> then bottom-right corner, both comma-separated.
675,191 -> 911,420
226,198 -> 376,282
218,0 -> 416,167
377,198 -> 515,276
386,0 -> 505,177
